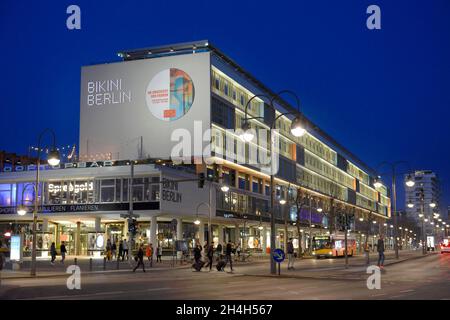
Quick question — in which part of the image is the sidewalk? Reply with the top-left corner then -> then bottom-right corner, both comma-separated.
0,255 -> 192,279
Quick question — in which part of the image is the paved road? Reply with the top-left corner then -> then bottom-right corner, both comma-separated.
1,252 -> 449,300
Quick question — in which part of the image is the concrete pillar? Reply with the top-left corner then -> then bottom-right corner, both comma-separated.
76,221 -> 81,256
198,221 -> 205,246
261,227 -> 267,253
150,216 -> 158,248
218,225 -> 224,247
176,218 -> 183,258
234,223 -> 240,247
42,218 -> 48,232
55,224 -> 60,247
95,217 -> 101,232
123,219 -> 129,240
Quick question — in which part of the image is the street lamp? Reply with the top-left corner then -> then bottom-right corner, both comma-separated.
429,202 -> 436,208
375,161 -> 413,260
405,174 -> 415,187
373,177 -> 383,189
240,90 -> 305,275
29,128 -> 60,276
17,183 -> 35,216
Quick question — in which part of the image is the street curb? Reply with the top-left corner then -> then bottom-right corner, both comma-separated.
238,252 -> 436,281
0,264 -> 193,280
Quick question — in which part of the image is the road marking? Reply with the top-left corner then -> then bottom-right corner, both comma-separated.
147,287 -> 171,291
399,289 -> 415,293
371,293 -> 386,297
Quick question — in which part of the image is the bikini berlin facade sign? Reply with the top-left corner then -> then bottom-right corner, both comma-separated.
79,52 -> 210,160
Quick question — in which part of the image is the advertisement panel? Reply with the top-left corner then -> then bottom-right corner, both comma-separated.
79,52 -> 211,161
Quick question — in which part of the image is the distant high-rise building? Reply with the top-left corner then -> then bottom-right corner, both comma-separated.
404,170 -> 441,224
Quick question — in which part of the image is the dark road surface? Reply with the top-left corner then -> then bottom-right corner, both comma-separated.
0,252 -> 449,300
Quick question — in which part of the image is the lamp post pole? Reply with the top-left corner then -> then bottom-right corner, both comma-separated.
241,91 -> 305,274
31,129 -> 60,277
419,187 -> 426,255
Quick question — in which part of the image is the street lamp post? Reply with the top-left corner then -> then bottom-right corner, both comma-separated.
374,161 -> 414,260
30,129 -> 60,276
240,90 -> 305,274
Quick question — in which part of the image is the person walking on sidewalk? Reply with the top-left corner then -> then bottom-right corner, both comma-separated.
156,244 -> 162,262
60,241 -> 67,263
216,243 -> 223,261
118,240 -> 123,261
287,238 -> 295,270
111,241 -> 117,260
133,244 -> 146,272
377,236 -> 385,268
146,243 -> 153,267
225,240 -> 234,272
50,242 -> 57,265
204,242 -> 214,271
122,238 -> 129,261
193,245 -> 202,264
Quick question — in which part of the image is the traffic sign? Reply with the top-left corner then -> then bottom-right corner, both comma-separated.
273,248 -> 285,263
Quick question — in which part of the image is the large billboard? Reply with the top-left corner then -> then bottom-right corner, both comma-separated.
79,52 -> 211,161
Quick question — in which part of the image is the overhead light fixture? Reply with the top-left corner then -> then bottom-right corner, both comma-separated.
359,217 -> 364,222
17,206 -> 27,216
405,175 -> 415,187
373,177 -> 383,189
47,148 -> 61,166
194,219 -> 201,225
290,116 -> 306,137
220,185 -> 230,192
240,121 -> 254,142
279,199 -> 287,205
429,202 -> 436,208
407,201 -> 414,208
317,207 -> 323,213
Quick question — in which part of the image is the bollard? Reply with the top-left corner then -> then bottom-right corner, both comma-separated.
89,258 -> 92,271
116,258 -> 119,270
74,257 -> 78,266
103,257 -> 106,270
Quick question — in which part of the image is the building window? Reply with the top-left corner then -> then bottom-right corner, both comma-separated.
100,179 -> 115,203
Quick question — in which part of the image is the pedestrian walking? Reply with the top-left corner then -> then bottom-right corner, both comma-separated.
225,240 -> 233,272
216,243 -> 223,261
106,239 -> 112,261
122,238 -> 129,261
377,236 -> 385,268
235,243 -> 241,260
111,241 -> 117,260
50,242 -> 57,265
204,242 -> 214,271
118,240 -> 123,260
133,244 -> 146,272
193,245 -> 202,264
60,241 -> 67,263
146,243 -> 153,267
156,244 -> 162,262
287,238 -> 295,270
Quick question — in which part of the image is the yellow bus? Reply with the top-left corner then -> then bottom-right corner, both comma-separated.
312,233 -> 356,259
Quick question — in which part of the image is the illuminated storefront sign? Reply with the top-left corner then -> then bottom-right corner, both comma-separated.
48,182 -> 94,194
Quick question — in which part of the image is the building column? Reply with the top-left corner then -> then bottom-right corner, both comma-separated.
95,217 -> 101,232
42,218 -> 48,233
176,218 -> 183,258
76,221 -> 81,256
55,224 -> 60,247
198,221 -> 205,246
218,225 -> 224,247
150,216 -> 158,247
234,223 -> 240,247
261,226 -> 267,254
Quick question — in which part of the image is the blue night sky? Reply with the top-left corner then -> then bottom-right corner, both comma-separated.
1,0 -> 449,213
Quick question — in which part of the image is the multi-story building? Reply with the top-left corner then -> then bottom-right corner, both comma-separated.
404,170 -> 440,220
0,41 -> 391,256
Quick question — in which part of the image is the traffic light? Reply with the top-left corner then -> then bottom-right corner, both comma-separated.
198,172 -> 205,188
128,218 -> 137,234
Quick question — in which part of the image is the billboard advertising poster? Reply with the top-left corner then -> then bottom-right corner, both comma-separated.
10,235 -> 22,261
79,52 -> 211,161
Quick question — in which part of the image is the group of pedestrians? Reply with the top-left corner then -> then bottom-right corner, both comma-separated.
49,241 -> 67,265
133,243 -> 163,272
192,240 -> 235,272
